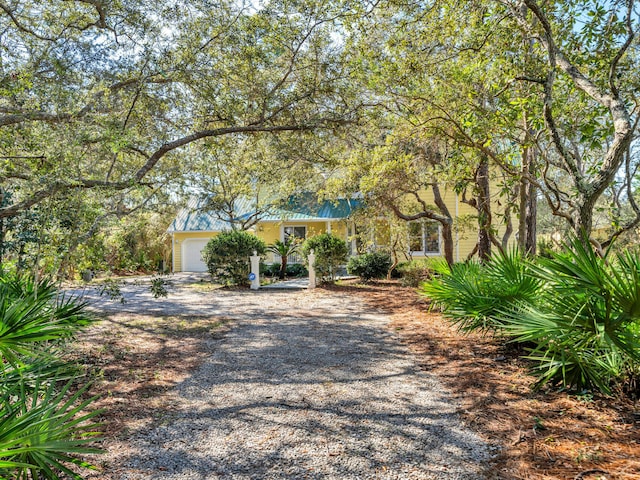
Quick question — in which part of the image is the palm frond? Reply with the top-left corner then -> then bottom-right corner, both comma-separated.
0,376 -> 103,479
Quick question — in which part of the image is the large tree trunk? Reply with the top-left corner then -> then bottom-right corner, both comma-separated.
518,143 -> 537,255
0,218 -> 4,269
441,221 -> 454,266
525,182 -> 537,255
576,195 -> 597,238
518,151 -> 529,252
431,183 -> 455,266
476,155 -> 492,262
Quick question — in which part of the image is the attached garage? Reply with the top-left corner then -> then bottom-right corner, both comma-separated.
181,238 -> 210,272
168,195 -> 361,273
167,197 -> 231,272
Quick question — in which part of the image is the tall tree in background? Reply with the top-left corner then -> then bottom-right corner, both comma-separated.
503,0 -> 639,240
340,1 -> 524,260
347,0 -> 640,251
330,130 -> 458,266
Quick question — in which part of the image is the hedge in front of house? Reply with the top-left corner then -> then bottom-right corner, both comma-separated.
202,230 -> 266,286
347,252 -> 392,281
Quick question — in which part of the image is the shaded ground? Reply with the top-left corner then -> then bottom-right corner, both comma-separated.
67,279 -> 639,479
68,283 -> 487,479
336,280 -> 640,480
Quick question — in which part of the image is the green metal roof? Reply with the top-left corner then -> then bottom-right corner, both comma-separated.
168,194 -> 362,233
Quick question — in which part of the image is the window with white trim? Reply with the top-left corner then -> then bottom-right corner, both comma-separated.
408,221 -> 440,255
283,226 -> 306,242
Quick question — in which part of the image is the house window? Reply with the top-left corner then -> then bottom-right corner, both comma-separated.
283,226 -> 306,243
409,221 -> 440,255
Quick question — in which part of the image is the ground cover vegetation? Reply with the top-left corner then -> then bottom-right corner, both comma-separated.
0,274 -> 101,479
262,262 -> 308,279
424,237 -> 640,396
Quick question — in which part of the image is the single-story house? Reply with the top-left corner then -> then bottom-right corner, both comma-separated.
168,188 -> 486,273
168,195 -> 362,272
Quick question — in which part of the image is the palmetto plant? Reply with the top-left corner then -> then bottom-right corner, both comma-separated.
500,238 -> 640,393
267,239 -> 300,280
0,377 -> 102,480
0,275 -> 102,479
422,238 -> 640,394
423,248 -> 540,334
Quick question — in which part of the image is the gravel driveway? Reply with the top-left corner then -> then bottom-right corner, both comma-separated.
77,279 -> 489,479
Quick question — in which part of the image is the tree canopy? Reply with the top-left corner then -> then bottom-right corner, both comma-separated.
2,0 -> 640,274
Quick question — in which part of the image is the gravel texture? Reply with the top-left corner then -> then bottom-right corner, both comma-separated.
78,278 -> 489,479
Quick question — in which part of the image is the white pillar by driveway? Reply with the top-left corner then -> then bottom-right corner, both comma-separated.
308,249 -> 316,289
250,250 -> 260,290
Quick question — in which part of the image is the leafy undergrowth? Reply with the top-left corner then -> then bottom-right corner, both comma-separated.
330,280 -> 640,480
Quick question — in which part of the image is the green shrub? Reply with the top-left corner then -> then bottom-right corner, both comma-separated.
301,233 -> 348,282
262,263 -> 281,277
423,249 -> 540,334
397,258 -> 439,287
0,274 -> 102,479
347,252 -> 392,281
286,263 -> 308,277
202,230 -> 266,286
422,239 -> 640,395
500,239 -> 640,394
262,262 -> 308,278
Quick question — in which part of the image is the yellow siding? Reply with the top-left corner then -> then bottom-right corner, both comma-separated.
256,223 -> 280,244
454,197 -> 479,262
374,220 -> 391,249
306,223 -> 325,237
172,220 -> 352,271
330,221 -> 347,238
255,220 -> 348,244
391,185 -> 510,262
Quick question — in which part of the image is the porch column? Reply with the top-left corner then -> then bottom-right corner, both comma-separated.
348,220 -> 357,256
326,221 -> 332,234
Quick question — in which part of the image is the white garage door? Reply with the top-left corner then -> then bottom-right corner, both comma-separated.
182,239 -> 210,272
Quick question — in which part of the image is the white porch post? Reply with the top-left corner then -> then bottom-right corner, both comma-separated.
326,221 -> 331,234
349,220 -> 357,255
